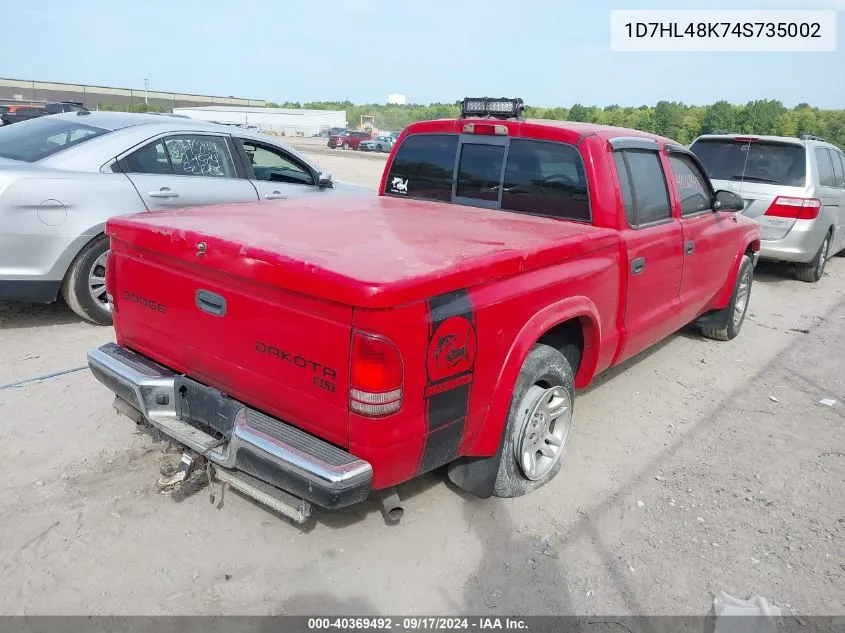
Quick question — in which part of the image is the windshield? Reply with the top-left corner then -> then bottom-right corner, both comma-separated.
0,117 -> 108,162
690,138 -> 806,187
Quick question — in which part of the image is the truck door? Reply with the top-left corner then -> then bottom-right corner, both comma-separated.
667,148 -> 737,322
612,140 -> 685,363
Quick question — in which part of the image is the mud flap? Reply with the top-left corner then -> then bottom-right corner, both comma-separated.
693,304 -> 731,331
446,442 -> 506,499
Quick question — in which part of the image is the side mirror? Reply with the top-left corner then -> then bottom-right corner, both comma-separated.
317,172 -> 333,188
713,189 -> 744,212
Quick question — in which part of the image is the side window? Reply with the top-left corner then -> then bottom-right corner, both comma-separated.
501,139 -> 590,222
815,147 -> 836,187
239,139 -> 313,185
122,140 -> 172,175
613,152 -> 636,226
385,133 -> 458,201
829,149 -> 845,188
455,143 -> 506,202
163,135 -> 236,178
614,149 -> 672,226
668,154 -> 712,215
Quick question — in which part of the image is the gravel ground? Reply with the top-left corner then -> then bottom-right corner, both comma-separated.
0,150 -> 843,616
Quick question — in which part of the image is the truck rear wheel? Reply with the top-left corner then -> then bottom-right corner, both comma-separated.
493,344 -> 574,498
700,254 -> 752,341
61,234 -> 113,326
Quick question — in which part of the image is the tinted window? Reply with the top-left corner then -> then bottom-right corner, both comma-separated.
501,139 -> 590,221
816,148 -> 836,187
123,140 -> 172,174
0,106 -> 8,114
0,117 -> 107,162
45,104 -> 64,114
613,152 -> 636,226
615,150 -> 672,226
163,135 -> 236,178
456,143 -> 505,202
385,133 -> 458,201
690,138 -> 806,187
834,151 -> 845,188
668,154 -> 711,215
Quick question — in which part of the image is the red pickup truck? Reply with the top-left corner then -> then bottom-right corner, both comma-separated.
328,130 -> 373,150
88,97 -> 760,524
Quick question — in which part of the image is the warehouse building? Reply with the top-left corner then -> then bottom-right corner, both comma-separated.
172,105 -> 347,137
0,77 -> 264,110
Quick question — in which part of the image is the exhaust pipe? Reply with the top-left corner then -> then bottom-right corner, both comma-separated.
378,487 -> 404,524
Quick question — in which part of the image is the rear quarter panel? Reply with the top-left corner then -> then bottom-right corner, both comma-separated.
0,171 -> 145,280
350,241 -> 621,487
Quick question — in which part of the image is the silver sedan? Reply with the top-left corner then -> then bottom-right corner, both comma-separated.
0,111 -> 368,324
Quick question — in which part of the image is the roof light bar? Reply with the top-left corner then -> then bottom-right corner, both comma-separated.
460,97 -> 525,119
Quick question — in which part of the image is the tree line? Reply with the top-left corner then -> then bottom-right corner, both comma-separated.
93,99 -> 845,150
267,99 -> 845,149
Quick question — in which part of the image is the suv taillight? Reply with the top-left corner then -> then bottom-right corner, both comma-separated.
764,196 -> 821,220
105,249 -> 116,313
349,332 -> 403,417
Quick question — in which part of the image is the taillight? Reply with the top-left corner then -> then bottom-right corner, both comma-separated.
349,332 -> 403,417
462,123 -> 508,135
764,196 -> 821,220
105,249 -> 116,313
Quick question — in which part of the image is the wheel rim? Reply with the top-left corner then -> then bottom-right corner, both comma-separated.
515,385 -> 572,481
89,250 -> 110,311
732,267 -> 751,329
816,236 -> 829,278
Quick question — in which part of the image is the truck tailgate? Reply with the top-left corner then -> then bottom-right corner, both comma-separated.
109,238 -> 352,448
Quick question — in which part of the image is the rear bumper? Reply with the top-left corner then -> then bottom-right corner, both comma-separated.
758,219 -> 828,264
87,342 -> 373,509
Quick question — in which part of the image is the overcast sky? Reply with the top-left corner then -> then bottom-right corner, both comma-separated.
2,0 -> 844,108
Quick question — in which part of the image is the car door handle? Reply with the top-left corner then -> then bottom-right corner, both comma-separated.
148,188 -> 179,199
685,240 -> 695,255
264,191 -> 288,200
631,257 -> 646,275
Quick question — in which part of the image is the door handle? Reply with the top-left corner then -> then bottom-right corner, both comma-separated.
148,187 -> 179,199
631,257 -> 646,275
685,240 -> 695,255
264,191 -> 287,200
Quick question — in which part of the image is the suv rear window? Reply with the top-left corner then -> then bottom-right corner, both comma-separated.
0,117 -> 108,162
690,138 -> 806,187
386,133 -> 591,221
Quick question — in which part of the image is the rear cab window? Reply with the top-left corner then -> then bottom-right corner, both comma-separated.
690,137 -> 806,187
385,132 -> 591,222
0,117 -> 108,162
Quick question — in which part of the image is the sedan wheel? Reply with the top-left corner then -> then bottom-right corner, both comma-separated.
61,234 -> 113,325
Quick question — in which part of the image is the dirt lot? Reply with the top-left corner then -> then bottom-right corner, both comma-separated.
0,149 -> 843,616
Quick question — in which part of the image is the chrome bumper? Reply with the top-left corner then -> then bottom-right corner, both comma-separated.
87,343 -> 373,510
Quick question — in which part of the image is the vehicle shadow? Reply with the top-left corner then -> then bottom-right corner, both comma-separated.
0,300 -> 85,330
751,260 -> 800,285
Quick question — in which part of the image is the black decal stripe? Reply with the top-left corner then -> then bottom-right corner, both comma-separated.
418,289 -> 476,475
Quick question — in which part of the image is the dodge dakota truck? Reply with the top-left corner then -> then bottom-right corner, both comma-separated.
88,97 -> 760,524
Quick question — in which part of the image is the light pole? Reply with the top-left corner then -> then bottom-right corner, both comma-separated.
144,79 -> 149,105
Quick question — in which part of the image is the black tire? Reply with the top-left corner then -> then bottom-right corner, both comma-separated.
376,144 -> 383,152
493,344 -> 574,498
61,234 -> 113,326
701,254 -> 753,341
342,142 -> 350,150
795,233 -> 830,283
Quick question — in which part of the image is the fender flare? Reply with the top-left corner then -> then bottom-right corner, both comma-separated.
467,295 -> 602,457
710,235 -> 760,310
